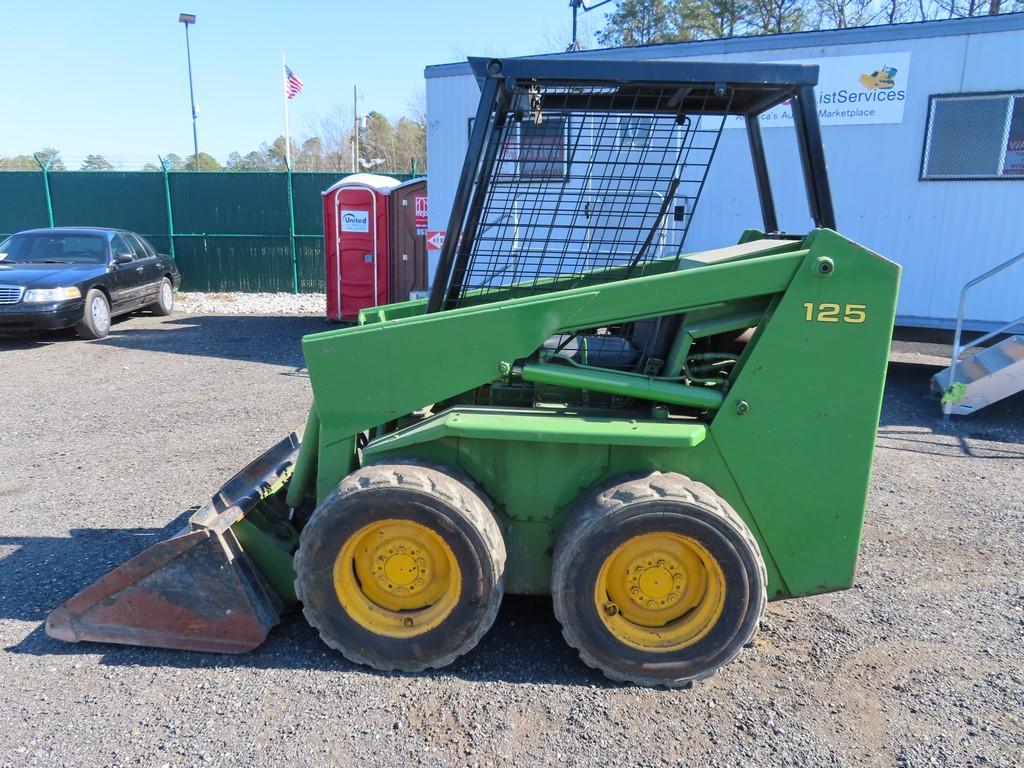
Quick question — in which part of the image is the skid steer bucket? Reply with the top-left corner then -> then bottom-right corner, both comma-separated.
46,434 -> 300,654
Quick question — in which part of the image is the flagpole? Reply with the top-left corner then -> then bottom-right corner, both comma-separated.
282,51 -> 292,170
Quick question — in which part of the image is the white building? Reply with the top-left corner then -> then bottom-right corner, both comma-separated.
425,15 -> 1024,330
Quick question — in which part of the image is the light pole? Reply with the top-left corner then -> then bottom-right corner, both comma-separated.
179,13 -> 199,171
567,0 -> 611,52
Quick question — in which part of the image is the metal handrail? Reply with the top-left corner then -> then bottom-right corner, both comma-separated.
943,249 -> 1024,418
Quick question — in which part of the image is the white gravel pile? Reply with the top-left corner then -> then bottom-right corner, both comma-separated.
176,291 -> 326,315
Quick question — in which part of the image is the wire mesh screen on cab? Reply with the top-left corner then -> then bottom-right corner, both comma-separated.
443,83 -> 733,309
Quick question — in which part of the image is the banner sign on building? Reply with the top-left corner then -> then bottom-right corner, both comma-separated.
426,230 -> 445,251
727,52 -> 911,128
414,195 -> 429,235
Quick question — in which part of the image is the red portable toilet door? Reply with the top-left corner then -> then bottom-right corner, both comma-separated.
336,187 -> 388,319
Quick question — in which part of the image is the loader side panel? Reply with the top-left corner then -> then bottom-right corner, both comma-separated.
709,229 -> 900,596
357,230 -> 898,600
303,247 -> 804,501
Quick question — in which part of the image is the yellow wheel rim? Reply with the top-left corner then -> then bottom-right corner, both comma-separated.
333,519 -> 461,638
594,532 -> 725,652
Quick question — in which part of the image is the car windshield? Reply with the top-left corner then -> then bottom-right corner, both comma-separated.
0,233 -> 107,264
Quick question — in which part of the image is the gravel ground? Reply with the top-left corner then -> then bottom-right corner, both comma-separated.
175,292 -> 327,315
1,312 -> 1022,767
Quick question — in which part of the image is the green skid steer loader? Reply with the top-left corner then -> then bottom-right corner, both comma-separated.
47,56 -> 899,687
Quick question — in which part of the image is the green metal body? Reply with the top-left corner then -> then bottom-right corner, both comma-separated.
263,229 -> 899,603
44,58 -> 902,663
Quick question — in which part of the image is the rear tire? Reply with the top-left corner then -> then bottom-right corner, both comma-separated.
552,472 -> 766,688
151,277 -> 174,316
76,289 -> 110,339
294,462 -> 506,672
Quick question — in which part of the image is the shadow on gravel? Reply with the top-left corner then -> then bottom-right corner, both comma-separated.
0,314 -> 326,368
0,328 -> 77,348
6,595 -> 607,688
94,315 -> 327,368
0,313 -> 150,348
878,361 -> 1024,452
0,511 -> 194,625
3,519 -> 608,688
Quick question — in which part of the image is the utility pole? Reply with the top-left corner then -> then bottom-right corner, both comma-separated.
570,0 -> 580,51
353,85 -> 359,172
566,0 -> 612,52
179,13 -> 200,171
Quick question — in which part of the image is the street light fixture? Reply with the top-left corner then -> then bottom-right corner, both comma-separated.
179,13 -> 199,171
567,0 -> 612,52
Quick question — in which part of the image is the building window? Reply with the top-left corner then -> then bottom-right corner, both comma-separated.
520,117 -> 568,179
922,91 -> 1024,180
620,116 -> 654,149
493,117 -> 569,183
469,116 -> 570,182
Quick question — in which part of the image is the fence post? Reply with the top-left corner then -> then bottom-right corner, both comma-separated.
286,163 -> 299,294
33,153 -> 55,227
158,156 -> 176,260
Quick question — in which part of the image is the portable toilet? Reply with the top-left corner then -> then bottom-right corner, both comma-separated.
387,178 -> 429,304
323,173 -> 401,321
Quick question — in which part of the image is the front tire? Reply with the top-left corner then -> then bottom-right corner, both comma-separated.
552,472 -> 766,688
76,289 -> 110,339
151,277 -> 174,316
294,463 -> 506,672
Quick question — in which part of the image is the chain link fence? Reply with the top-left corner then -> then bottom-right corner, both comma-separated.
0,168 -> 417,293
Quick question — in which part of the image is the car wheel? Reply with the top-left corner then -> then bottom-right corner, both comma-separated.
151,277 -> 174,316
76,289 -> 111,340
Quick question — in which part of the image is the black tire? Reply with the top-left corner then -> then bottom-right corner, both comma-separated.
75,288 -> 111,340
294,462 -> 506,672
151,277 -> 174,316
552,472 -> 766,688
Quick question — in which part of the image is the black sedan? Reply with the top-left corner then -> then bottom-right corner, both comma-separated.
0,227 -> 181,339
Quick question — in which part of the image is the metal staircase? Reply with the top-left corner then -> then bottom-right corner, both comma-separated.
933,251 -> 1024,417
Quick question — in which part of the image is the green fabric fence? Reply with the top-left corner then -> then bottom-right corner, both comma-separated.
0,170 -> 417,293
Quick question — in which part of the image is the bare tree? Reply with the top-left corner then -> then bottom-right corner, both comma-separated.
693,0 -> 755,37
535,15 -> 601,52
880,0 -> 913,24
309,105 -> 356,172
751,0 -> 808,33
931,0 -> 1000,15
599,0 -> 674,46
407,91 -> 427,127
0,154 -> 40,170
667,0 -> 706,39
80,154 -> 114,171
813,0 -> 881,27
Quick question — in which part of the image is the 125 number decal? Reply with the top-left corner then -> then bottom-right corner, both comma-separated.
803,302 -> 866,324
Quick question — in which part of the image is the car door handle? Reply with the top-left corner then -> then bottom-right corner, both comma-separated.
135,266 -> 144,272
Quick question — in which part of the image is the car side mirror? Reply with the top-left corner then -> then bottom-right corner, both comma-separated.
112,253 -> 133,265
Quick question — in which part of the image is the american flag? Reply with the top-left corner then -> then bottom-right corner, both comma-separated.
285,66 -> 303,99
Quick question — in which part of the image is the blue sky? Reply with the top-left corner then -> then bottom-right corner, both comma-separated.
6,0 -> 604,166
